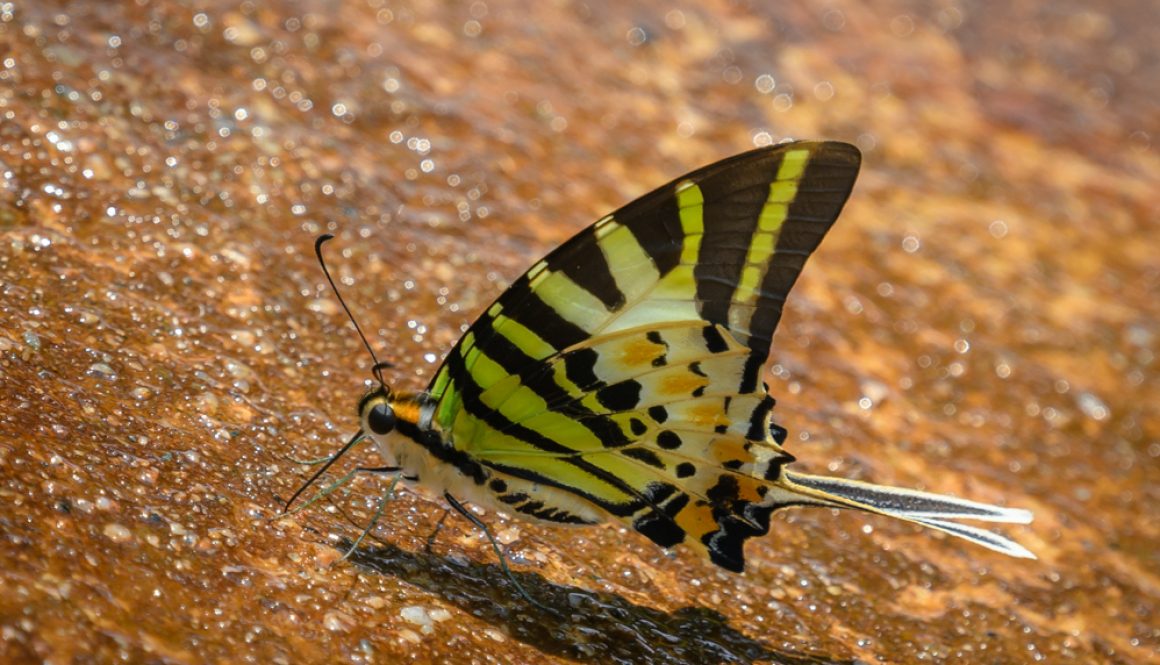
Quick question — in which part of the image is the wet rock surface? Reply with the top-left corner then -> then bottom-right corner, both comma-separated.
0,1 -> 1156,663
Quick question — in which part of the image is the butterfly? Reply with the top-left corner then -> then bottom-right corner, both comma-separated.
293,140 -> 1034,595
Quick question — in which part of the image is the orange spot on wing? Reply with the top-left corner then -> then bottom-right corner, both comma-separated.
675,502 -> 718,541
688,402 -> 728,427
735,477 -> 767,503
710,438 -> 752,466
619,338 -> 665,367
660,373 -> 708,396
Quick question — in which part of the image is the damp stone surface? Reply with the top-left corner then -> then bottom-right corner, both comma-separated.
0,1 -> 1156,664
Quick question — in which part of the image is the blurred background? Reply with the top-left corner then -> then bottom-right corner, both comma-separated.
0,1 -> 1156,663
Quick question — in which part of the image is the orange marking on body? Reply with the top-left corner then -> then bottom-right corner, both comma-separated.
390,397 -> 423,426
619,337 -> 665,367
660,373 -> 708,396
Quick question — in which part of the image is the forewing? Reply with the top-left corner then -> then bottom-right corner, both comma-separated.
425,141 -> 861,569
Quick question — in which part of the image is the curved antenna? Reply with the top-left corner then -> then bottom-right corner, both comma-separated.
314,234 -> 389,387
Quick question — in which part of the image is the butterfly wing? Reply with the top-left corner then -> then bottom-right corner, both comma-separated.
426,141 -> 862,569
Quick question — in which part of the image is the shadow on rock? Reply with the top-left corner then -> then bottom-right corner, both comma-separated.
344,540 -> 855,665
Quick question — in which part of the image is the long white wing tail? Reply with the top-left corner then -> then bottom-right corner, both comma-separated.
781,470 -> 1036,559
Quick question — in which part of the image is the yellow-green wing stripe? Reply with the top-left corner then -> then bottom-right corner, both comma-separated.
675,181 -> 705,265
729,148 -> 812,333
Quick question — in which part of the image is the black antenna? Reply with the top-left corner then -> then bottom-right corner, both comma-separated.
283,430 -> 365,512
315,234 -> 392,386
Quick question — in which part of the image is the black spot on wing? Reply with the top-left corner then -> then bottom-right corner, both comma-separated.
648,405 -> 668,423
706,533 -> 746,572
563,347 -> 601,390
700,477 -> 773,572
763,452 -> 793,480
703,497 -> 782,573
632,490 -> 690,548
623,447 -> 665,469
707,474 -> 741,505
596,380 -> 642,411
656,431 -> 682,450
635,512 -> 685,548
629,418 -> 648,436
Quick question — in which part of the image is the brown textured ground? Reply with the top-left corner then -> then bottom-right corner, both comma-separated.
1,1 -> 1157,663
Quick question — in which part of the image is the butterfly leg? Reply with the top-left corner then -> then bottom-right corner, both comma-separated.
424,509 -> 451,553
284,431 -> 369,512
443,492 -> 550,610
284,464 -> 375,517
355,465 -> 407,475
341,472 -> 403,560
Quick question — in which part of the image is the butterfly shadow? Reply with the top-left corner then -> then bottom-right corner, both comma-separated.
343,538 -> 857,665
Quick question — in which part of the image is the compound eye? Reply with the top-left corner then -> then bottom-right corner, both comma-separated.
367,403 -> 397,435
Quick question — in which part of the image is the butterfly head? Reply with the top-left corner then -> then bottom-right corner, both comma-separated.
358,385 -> 397,437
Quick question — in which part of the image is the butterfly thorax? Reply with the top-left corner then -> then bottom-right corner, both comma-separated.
362,389 -> 477,488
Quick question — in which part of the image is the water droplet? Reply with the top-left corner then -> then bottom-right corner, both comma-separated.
88,362 -> 116,380
103,523 -> 133,543
1076,392 -> 1109,421
323,610 -> 354,632
22,331 -> 41,350
400,605 -> 435,634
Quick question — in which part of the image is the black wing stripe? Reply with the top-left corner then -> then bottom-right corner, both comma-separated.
546,225 -> 627,312
617,187 -> 685,275
499,277 -> 591,351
